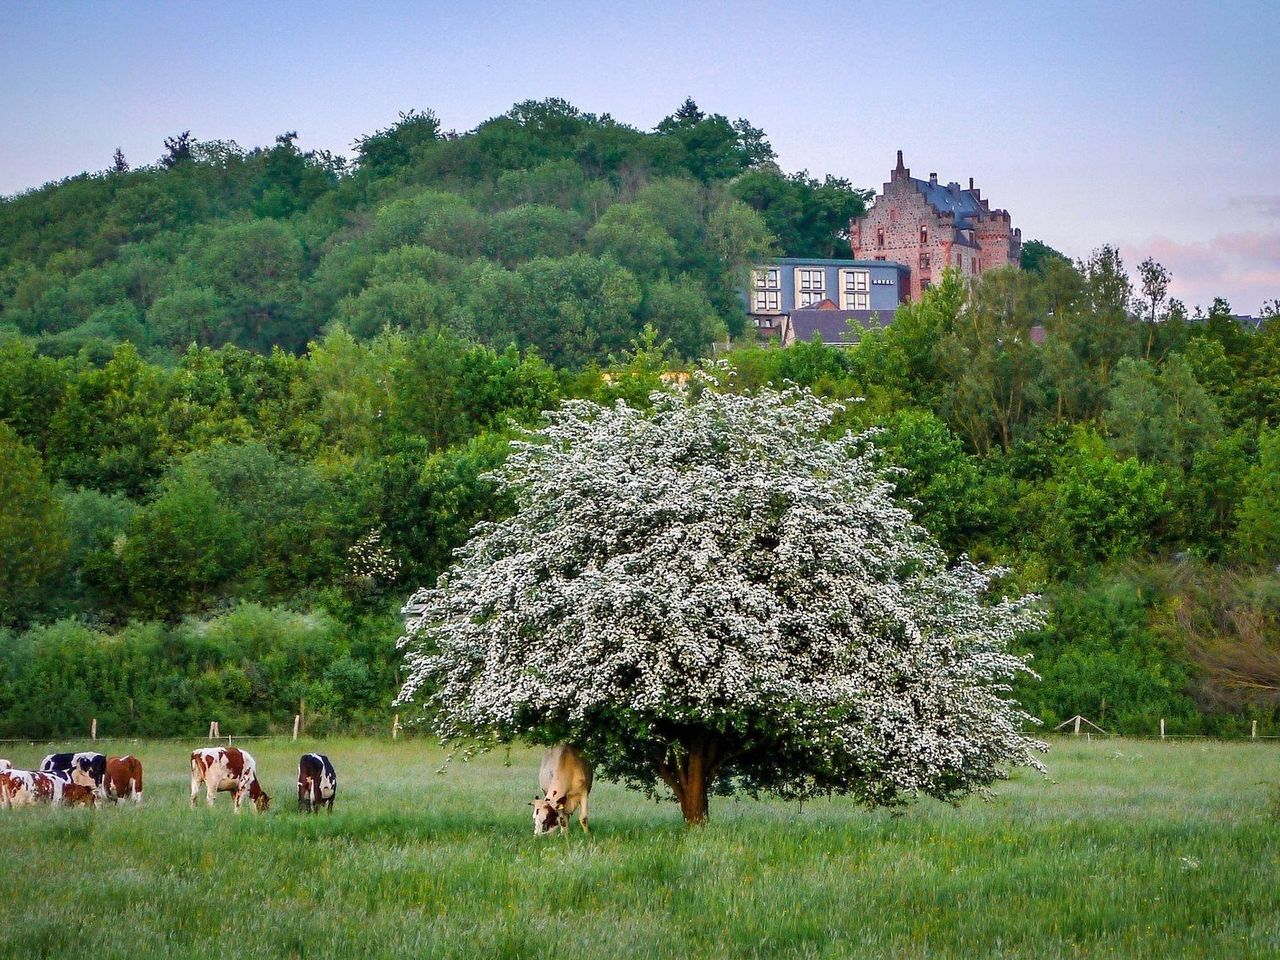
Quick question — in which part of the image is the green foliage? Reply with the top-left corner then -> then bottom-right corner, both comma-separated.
733,169 -> 871,258
0,605 -> 398,737
1016,573 -> 1196,731
3,99 -> 1280,739
1019,238 -> 1071,274
1039,432 -> 1171,570
0,424 -> 68,623
1235,427 -> 1280,564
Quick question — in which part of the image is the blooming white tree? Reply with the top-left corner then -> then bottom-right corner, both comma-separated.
397,374 -> 1044,824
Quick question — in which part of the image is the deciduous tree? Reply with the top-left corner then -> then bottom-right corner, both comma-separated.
397,375 -> 1044,824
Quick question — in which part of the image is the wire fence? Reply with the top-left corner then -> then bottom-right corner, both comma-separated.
0,715 -> 1276,747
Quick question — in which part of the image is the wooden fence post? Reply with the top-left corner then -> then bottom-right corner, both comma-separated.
1073,715 -> 1081,736
1160,718 -> 1166,740
392,714 -> 400,741
1252,719 -> 1258,740
292,714 -> 301,742
91,718 -> 97,740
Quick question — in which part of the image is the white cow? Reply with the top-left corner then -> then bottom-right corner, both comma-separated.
531,745 -> 593,835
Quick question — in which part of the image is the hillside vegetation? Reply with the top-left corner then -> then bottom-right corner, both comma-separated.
1,100 -> 1279,738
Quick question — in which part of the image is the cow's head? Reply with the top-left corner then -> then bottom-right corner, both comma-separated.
530,792 -> 566,835
249,777 -> 271,813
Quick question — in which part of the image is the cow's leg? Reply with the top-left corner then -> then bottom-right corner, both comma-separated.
206,780 -> 218,808
578,793 -> 590,834
133,778 -> 142,806
190,774 -> 200,807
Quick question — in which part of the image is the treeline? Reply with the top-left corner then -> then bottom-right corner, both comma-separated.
0,99 -> 866,364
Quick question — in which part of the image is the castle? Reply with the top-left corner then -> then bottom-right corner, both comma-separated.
746,152 -> 1020,345
850,151 -> 1021,301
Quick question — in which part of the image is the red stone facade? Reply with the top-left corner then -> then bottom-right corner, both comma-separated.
851,151 -> 1021,301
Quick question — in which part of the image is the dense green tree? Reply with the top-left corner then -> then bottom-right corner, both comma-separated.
1104,354 -> 1222,470
0,425 -> 68,623
733,169 -> 871,258
1235,428 -> 1280,564
1020,239 -> 1072,275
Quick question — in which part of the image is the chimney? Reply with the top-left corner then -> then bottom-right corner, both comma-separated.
893,149 -> 907,180
929,172 -> 938,185
968,177 -> 974,190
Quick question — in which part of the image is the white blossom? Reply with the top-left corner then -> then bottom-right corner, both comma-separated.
397,371 -> 1045,810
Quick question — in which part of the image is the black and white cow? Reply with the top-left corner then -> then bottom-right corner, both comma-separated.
297,753 -> 337,813
40,752 -> 107,797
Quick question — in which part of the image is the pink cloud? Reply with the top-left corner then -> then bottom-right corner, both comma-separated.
1127,231 -> 1280,314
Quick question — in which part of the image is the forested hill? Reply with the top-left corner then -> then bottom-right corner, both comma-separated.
0,98 -> 868,364
3,97 -> 1280,743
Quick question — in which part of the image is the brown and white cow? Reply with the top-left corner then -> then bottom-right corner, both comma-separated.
531,744 -> 593,835
0,768 -> 69,807
105,755 -> 143,805
190,747 -> 270,813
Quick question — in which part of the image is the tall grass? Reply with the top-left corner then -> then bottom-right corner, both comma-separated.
0,737 -> 1276,959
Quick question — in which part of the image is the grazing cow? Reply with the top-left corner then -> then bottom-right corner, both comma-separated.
297,754 -> 337,813
190,747 -> 270,813
40,752 -> 107,796
104,755 -> 143,805
60,783 -> 99,808
0,768 -> 68,807
531,744 -> 593,835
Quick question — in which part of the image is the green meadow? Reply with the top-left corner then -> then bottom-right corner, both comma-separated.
0,736 -> 1276,959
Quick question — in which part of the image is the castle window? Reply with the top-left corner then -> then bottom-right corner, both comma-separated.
839,269 -> 870,310
750,268 -> 781,312
919,253 -> 931,269
795,267 -> 827,307
920,225 -> 928,244
889,208 -> 899,223
876,227 -> 885,248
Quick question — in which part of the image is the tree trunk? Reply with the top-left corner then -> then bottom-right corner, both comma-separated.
660,739 -> 717,826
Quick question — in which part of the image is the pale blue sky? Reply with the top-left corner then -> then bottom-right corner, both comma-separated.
2,0 -> 1277,312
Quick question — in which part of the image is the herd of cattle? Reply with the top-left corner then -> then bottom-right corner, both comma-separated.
0,747 -> 337,814
0,742 -> 593,833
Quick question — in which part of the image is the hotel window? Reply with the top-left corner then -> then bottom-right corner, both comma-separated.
795,267 -> 827,307
840,269 -> 870,310
750,268 -> 781,312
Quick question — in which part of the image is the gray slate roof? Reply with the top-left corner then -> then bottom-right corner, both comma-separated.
911,178 -> 984,228
789,308 -> 895,345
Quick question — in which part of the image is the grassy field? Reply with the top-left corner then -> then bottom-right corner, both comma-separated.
0,736 -> 1276,959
